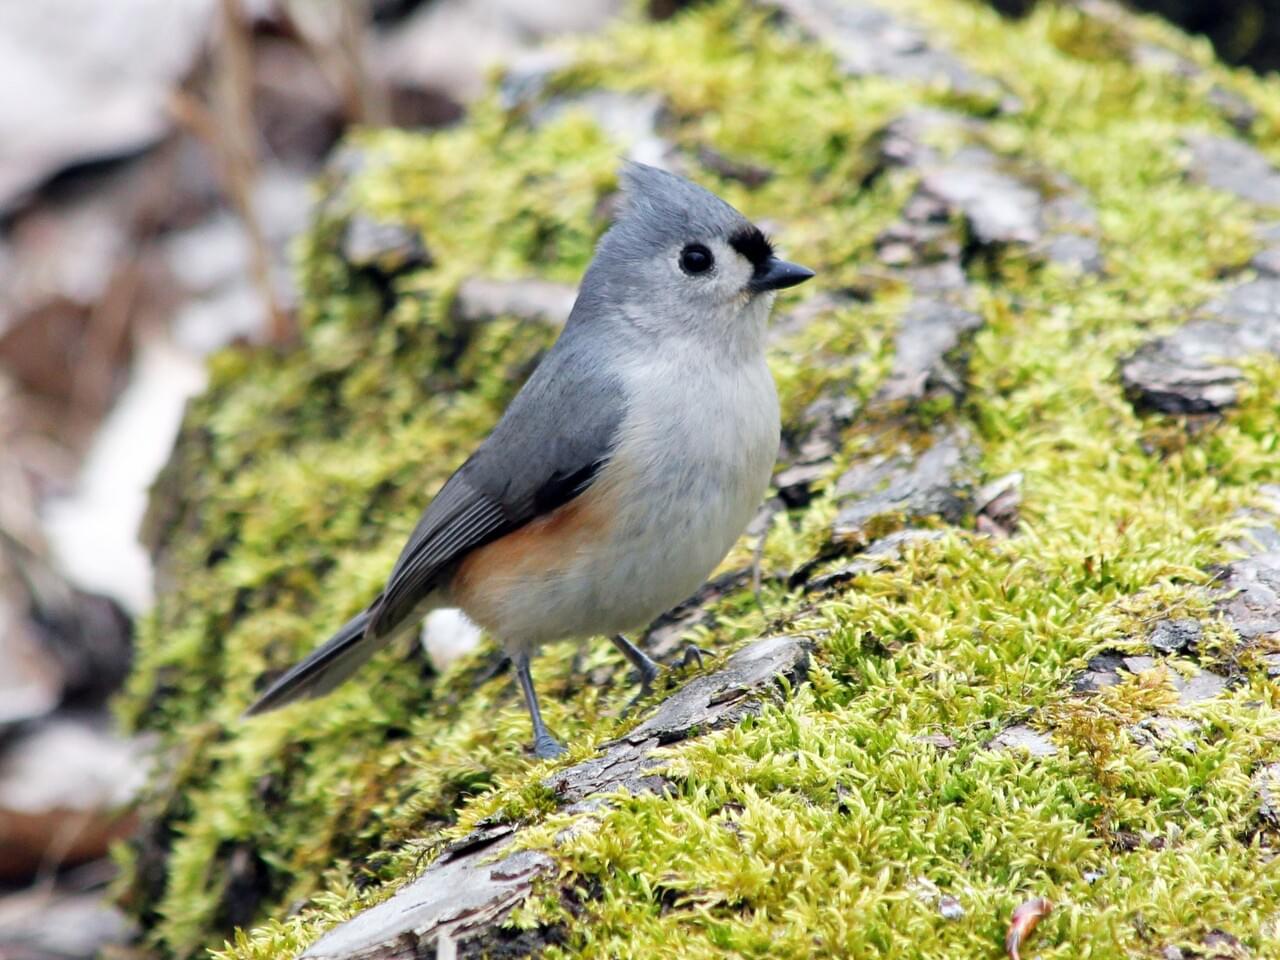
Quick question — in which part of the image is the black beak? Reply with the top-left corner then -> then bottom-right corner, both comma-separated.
749,257 -> 815,293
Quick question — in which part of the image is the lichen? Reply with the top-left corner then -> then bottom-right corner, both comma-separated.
119,2 -> 1280,958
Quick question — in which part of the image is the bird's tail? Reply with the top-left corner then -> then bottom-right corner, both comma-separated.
244,607 -> 393,716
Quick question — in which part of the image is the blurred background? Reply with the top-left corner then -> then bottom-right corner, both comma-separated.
0,0 -> 1274,957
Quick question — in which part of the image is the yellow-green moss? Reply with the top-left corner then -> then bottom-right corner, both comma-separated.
119,2 -> 1280,958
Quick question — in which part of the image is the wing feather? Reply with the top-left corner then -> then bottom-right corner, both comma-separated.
365,332 -> 626,639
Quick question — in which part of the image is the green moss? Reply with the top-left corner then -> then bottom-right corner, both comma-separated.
119,1 -> 1280,958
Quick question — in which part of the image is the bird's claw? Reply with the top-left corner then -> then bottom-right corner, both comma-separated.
678,644 -> 714,671
532,733 -> 567,759
619,644 -> 714,716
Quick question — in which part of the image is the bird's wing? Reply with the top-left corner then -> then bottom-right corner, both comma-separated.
366,338 -> 625,638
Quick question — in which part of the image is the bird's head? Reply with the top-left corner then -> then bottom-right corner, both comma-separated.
578,161 -> 814,351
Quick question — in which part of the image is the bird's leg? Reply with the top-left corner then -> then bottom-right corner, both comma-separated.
610,634 -> 662,693
611,635 -> 714,713
678,643 -> 711,670
514,653 -> 566,759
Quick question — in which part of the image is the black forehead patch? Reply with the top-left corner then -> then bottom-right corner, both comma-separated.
729,226 -> 774,269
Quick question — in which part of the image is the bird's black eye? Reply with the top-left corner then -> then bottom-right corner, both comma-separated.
679,243 -> 714,275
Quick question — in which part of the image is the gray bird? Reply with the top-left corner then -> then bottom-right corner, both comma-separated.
246,161 -> 814,757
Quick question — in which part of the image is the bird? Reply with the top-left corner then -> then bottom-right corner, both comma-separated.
245,161 -> 814,757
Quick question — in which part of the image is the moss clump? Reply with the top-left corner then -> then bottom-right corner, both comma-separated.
120,1 -> 1280,958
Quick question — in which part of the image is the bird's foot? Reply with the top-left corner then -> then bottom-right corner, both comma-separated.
532,732 -> 567,759
514,652 -> 567,760
677,643 -> 714,671
614,637 -> 715,715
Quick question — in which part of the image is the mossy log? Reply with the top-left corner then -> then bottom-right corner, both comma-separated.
121,1 -> 1280,957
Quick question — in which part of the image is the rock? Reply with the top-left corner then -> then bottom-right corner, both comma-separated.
1129,716 -> 1199,750
937,895 -> 965,920
1186,133 -> 1280,208
875,298 -> 983,404
1213,550 -> 1280,641
532,89 -> 664,140
301,635 -> 810,959
1249,224 -> 1280,277
915,732 -> 957,750
43,341 -> 208,612
919,150 -> 1043,246
499,48 -> 575,113
987,724 -> 1058,757
974,471 -> 1022,537
531,91 -> 677,169
0,0 -> 215,213
1255,762 -> 1280,826
1119,338 -> 1244,414
451,276 -> 577,327
788,390 -> 860,464
249,36 -> 347,165
0,884 -> 136,960
695,145 -> 774,187
770,0 -> 1013,107
1043,232 -> 1104,274
1252,245 -> 1280,278
553,635 -> 810,795
1229,488 -> 1280,557
768,290 -> 857,345
773,349 -> 865,502
162,165 -> 312,354
1238,524 -> 1280,557
0,715 -> 152,882
1208,547 -> 1280,640
0,542 -> 64,731
0,160 -> 170,411
1041,192 -> 1099,233
804,529 -> 946,593
1122,655 -> 1158,674
1106,660 -> 1228,712
897,260 -> 969,294
831,424 -> 976,543
302,825 -> 555,960
1073,652 -> 1127,693
874,109 -> 979,172
1203,277 -> 1280,331
1119,280 -> 1280,415
377,0 -> 626,117
1148,618 -> 1202,655
876,190 -> 964,267
1201,929 -> 1245,957
1262,653 -> 1280,679
873,124 -> 1100,273
341,215 -> 432,274
773,461 -> 832,506
1205,86 -> 1260,134
1174,669 -> 1230,705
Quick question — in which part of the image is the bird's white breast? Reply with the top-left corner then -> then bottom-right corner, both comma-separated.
467,337 -> 780,652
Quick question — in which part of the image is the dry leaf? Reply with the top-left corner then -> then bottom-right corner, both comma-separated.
1006,897 -> 1053,960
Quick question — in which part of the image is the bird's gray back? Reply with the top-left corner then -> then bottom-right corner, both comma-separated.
459,323 -> 627,516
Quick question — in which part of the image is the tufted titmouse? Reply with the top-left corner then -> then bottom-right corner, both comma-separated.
246,162 -> 814,757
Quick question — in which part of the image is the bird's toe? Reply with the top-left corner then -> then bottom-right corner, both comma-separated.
532,734 -> 567,759
678,644 -> 714,671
